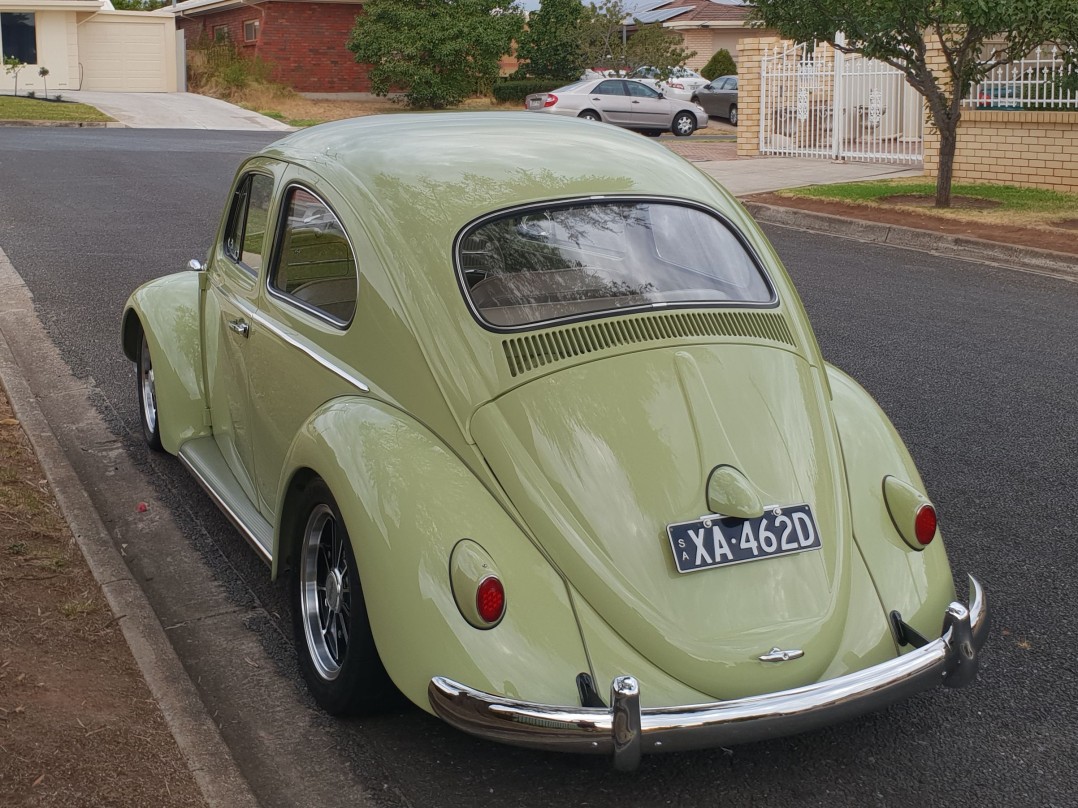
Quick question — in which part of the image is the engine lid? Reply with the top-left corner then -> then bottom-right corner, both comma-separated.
471,343 -> 862,699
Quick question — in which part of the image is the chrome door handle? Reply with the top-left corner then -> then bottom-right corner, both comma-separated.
227,318 -> 250,338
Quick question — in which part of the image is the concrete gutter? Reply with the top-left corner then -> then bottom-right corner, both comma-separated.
745,202 -> 1078,282
0,249 -> 260,808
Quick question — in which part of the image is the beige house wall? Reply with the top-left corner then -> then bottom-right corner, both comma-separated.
0,5 -> 176,93
0,10 -> 79,92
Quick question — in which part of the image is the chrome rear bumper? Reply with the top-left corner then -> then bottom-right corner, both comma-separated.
429,575 -> 987,770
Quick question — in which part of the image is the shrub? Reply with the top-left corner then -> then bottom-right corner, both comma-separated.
187,33 -> 273,98
701,48 -> 737,81
492,79 -> 564,103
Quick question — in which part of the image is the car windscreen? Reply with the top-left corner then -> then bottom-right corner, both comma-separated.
457,200 -> 773,328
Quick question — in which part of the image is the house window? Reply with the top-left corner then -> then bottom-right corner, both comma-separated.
243,19 -> 260,43
0,13 -> 37,65
213,25 -> 229,42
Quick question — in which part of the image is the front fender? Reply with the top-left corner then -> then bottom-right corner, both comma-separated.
277,397 -> 590,712
121,272 -> 209,454
826,364 -> 955,639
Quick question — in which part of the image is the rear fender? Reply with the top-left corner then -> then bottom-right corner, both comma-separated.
121,272 -> 209,454
826,365 -> 955,638
275,397 -> 589,712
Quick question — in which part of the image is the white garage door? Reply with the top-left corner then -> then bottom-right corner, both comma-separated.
79,20 -> 167,92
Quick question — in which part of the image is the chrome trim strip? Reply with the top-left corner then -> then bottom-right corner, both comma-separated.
247,309 -> 370,394
429,576 -> 987,769
179,452 -> 273,566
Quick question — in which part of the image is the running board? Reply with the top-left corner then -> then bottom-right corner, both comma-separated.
178,437 -> 274,565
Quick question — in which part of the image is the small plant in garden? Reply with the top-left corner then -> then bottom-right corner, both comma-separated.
38,66 -> 49,99
3,56 -> 25,96
25,90 -> 35,99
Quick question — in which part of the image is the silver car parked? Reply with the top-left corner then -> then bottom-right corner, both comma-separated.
691,75 -> 739,126
525,79 -> 708,137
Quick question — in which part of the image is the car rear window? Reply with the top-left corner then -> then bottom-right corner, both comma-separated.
457,201 -> 773,328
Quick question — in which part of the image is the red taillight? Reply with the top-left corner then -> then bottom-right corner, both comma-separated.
476,576 -> 505,624
914,504 -> 937,545
669,82 -> 684,90
544,93 -> 558,108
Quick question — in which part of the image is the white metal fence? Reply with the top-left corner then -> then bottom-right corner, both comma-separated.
760,41 -> 924,163
964,45 -> 1078,109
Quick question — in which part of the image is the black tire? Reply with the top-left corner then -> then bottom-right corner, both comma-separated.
642,129 -> 663,138
136,329 -> 163,452
729,104 -> 738,127
291,478 -> 396,716
672,111 -> 696,137
578,110 -> 602,122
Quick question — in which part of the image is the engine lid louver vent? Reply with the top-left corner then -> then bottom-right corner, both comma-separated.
502,310 -> 796,378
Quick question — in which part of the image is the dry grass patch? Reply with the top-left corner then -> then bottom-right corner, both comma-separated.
0,393 -> 206,807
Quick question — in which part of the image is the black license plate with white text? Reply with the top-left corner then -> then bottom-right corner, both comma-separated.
667,504 -> 822,574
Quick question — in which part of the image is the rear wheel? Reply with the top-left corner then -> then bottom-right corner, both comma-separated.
578,110 -> 602,122
729,104 -> 738,126
291,478 -> 396,716
672,111 -> 696,137
136,330 -> 163,451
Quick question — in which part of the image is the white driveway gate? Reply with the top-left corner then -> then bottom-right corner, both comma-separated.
760,40 -> 924,163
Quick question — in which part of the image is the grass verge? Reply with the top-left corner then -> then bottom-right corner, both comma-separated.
0,96 -> 112,123
779,178 -> 1078,230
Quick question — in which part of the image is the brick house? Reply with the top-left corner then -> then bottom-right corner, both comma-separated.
169,0 -> 370,93
630,0 -> 764,72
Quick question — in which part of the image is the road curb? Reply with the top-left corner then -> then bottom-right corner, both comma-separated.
744,202 -> 1078,282
0,119 -> 123,127
0,250 -> 259,808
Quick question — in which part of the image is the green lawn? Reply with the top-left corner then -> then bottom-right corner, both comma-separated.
782,179 -> 1077,213
0,95 -> 112,122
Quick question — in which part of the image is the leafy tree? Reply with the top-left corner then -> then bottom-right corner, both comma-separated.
3,56 -> 25,97
349,0 -> 525,109
38,66 -> 49,100
516,0 -> 586,81
578,1 -> 695,77
749,0 -> 1068,207
701,48 -> 736,81
110,0 -> 171,8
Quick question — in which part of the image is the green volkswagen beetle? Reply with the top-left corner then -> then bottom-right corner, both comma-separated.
121,114 -> 986,769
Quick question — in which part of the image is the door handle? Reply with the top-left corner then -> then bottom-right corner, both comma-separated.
227,318 -> 250,338
632,100 -> 641,104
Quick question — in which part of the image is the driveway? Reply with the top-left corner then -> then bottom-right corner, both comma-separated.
62,91 -> 293,131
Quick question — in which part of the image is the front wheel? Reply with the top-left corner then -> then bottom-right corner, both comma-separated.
291,478 -> 396,716
578,110 -> 602,122
136,330 -> 163,451
672,112 -> 696,137
728,104 -> 738,127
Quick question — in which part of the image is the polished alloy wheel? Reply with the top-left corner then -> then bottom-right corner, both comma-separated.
139,334 -> 158,436
300,503 -> 352,680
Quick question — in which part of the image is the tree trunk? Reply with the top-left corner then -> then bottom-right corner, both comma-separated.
935,121 -> 957,208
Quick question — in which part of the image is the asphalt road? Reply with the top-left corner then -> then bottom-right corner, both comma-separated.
1,128 -> 1076,808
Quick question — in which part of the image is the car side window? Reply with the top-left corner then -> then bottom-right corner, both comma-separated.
269,186 -> 358,325
626,82 -> 660,99
223,173 -> 273,273
729,77 -> 738,90
595,80 -> 626,96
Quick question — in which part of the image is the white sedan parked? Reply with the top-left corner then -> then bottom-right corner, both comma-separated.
630,66 -> 710,101
525,79 -> 708,137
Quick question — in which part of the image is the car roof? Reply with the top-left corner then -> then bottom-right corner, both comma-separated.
257,113 -> 727,228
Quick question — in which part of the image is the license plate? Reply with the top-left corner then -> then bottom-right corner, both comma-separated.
667,504 -> 822,574
527,98 -> 542,109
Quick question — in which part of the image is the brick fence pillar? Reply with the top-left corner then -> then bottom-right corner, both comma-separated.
736,35 -> 781,157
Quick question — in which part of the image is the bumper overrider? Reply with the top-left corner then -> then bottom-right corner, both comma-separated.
429,576 -> 987,770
